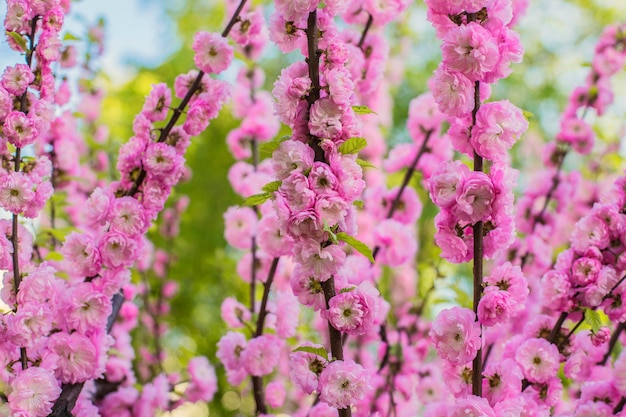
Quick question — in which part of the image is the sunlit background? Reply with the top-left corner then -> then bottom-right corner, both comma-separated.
0,0 -> 625,415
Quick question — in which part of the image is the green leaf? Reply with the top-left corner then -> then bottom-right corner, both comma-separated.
522,110 -> 534,120
323,222 -> 338,244
242,192 -> 271,207
293,345 -> 329,360
584,308 -> 602,333
352,105 -> 377,115
338,137 -> 367,155
356,158 -> 376,169
39,227 -> 77,243
340,286 -> 356,293
259,136 -> 290,159
45,251 -> 64,261
353,200 -> 364,209
262,181 -> 282,193
63,32 -> 82,41
336,232 -> 374,263
6,31 -> 27,51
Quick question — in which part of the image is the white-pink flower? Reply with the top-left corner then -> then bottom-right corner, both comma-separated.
8,367 -> 61,417
430,306 -> 481,365
515,338 -> 560,384
318,359 -> 371,409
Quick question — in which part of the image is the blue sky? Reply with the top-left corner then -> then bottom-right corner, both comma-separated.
0,0 -> 175,82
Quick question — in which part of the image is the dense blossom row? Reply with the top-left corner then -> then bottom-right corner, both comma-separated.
0,0 -> 236,415
2,0 -> 626,416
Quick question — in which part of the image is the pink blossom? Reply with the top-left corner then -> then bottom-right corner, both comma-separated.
109,196 -> 146,237
48,331 -> 99,383
98,231 -> 139,269
0,86 -> 11,121
216,331 -> 247,370
289,343 -> 327,394
290,265 -> 327,310
61,282 -> 111,334
515,338 -> 560,383
570,213 -> 610,253
281,172 -> 315,212
484,262 -> 528,311
1,63 -> 33,95
324,281 -> 380,335
273,62 -> 311,125
8,367 -> 61,417
590,326 -> 611,347
556,117 -> 594,155
430,306 -> 481,365
3,111 -> 38,148
266,381 -> 286,408
478,287 -> 513,326
223,206 -> 258,250
61,232 -> 102,276
434,210 -> 472,264
7,302 -> 53,348
275,290 -> 300,338
571,256 -> 601,287
186,356 -> 218,402
373,219 -> 417,266
241,334 -> 282,376
268,13 -> 305,53
220,297 -> 251,328
275,0 -> 318,22
453,171 -> 495,223
482,359 -> 523,406
429,160 -> 469,208
272,139 -> 315,181
407,92 -> 445,138
192,31 -> 233,74
326,66 -> 354,106
0,171 -> 35,215
431,66 -> 475,117
257,213 -> 294,257
448,395 -> 496,417
441,22 -> 499,82
471,100 -> 528,163
309,98 -> 343,140
294,240 -> 346,280
319,359 -> 371,409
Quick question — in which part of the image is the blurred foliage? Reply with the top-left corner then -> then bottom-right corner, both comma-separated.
95,0 -> 626,415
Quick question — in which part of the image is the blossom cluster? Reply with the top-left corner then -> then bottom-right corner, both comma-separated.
427,0 -> 529,264
0,0 -> 233,413
264,0 -> 412,413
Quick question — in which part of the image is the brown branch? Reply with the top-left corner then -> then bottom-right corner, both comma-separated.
470,78 -> 483,397
357,14 -> 373,50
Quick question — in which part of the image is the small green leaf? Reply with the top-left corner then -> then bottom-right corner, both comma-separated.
584,308 -> 602,333
356,158 -> 376,169
336,232 -> 374,263
262,181 -> 282,193
352,105 -> 377,115
522,110 -> 534,120
259,136 -> 290,159
340,286 -> 356,293
293,346 -> 329,360
338,137 -> 367,155
323,221 -> 338,244
6,31 -> 27,51
242,192 -> 271,207
353,200 -> 364,209
45,251 -> 64,261
63,32 -> 82,41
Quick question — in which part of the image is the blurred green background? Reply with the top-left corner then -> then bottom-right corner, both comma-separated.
86,0 -> 626,415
